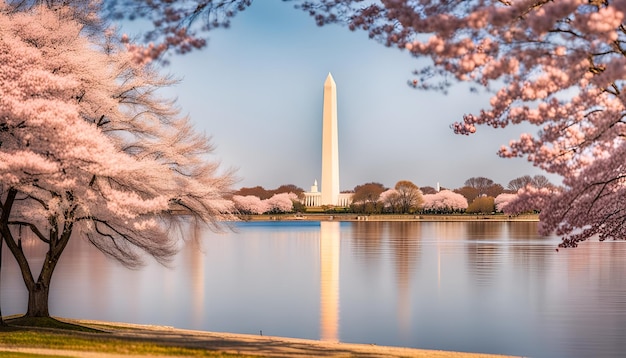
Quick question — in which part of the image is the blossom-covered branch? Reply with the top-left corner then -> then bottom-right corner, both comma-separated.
293,0 -> 626,246
0,1 -> 235,316
107,0 -> 253,62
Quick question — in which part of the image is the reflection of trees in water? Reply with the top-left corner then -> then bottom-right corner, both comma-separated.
507,222 -> 551,296
348,221 -> 422,336
466,244 -> 500,286
387,222 -> 422,335
465,222 -> 503,286
350,222 -> 422,276
466,221 -> 503,240
182,221 -> 205,328
387,222 -> 422,289
506,221 -> 542,240
350,221 -> 384,266
548,242 -> 626,357
430,221 -> 466,240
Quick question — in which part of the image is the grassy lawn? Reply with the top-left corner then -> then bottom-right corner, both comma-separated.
0,317 -> 251,357
0,353 -> 74,358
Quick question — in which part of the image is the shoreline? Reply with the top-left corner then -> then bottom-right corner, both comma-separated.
1,318 -> 519,357
242,213 -> 539,222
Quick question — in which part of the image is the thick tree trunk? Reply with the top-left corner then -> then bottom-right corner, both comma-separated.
0,188 -> 73,319
0,190 -> 15,326
24,250 -> 61,318
0,237 -> 5,326
26,282 -> 50,317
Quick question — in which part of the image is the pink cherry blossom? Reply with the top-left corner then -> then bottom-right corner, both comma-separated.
422,190 -> 468,213
232,195 -> 269,215
494,193 -> 517,213
296,0 -> 626,246
105,0 -> 253,62
232,192 -> 296,214
265,192 -> 297,213
0,2 -> 235,317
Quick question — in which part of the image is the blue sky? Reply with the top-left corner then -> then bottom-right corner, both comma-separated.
128,1 -> 553,191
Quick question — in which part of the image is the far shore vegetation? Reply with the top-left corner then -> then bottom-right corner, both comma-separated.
230,175 -> 553,218
240,212 -> 540,222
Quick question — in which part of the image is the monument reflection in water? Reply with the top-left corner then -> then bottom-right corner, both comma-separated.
319,221 -> 340,341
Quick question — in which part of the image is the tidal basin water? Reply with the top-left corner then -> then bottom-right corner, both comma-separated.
3,220 -> 626,358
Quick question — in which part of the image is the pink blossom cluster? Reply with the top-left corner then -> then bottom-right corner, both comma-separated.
231,195 -> 268,215
422,190 -> 468,212
378,188 -> 400,208
497,187 -> 556,217
108,0 -> 252,62
232,192 -> 297,214
295,0 -> 626,246
494,193 -> 517,212
0,3 -> 235,268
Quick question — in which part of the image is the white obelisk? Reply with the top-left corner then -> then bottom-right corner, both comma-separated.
321,73 -> 339,206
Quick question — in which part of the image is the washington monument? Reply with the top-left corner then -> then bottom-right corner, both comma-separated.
321,73 -> 340,206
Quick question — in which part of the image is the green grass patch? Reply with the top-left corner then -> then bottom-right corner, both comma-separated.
0,330 -> 251,357
0,352 -> 74,358
5,317 -> 102,333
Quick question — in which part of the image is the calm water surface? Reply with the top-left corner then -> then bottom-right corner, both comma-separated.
3,221 -> 626,358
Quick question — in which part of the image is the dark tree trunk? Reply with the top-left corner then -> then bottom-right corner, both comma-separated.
0,236 -> 5,326
26,282 -> 51,317
0,190 -> 15,326
0,188 -> 74,319
23,230 -> 67,318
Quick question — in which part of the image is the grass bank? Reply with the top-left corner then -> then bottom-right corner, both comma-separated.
0,317 -> 518,358
1,317 -> 243,357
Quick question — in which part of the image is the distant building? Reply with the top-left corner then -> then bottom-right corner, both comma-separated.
303,74 -> 352,207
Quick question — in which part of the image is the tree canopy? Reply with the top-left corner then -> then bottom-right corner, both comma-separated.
466,196 -> 495,214
0,1 -> 234,317
507,175 -> 554,191
423,190 -> 468,213
352,182 -> 386,204
295,0 -> 626,247
105,0 -> 253,62
393,180 -> 423,214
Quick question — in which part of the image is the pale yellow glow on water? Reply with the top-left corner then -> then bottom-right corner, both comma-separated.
320,221 -> 340,342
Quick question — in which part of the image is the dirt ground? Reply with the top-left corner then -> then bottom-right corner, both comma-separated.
0,319 -> 518,358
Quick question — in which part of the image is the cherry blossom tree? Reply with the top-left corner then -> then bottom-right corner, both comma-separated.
494,193 -> 518,213
0,3 -> 234,317
232,193 -> 296,214
6,0 -> 254,63
232,195 -> 268,214
265,192 -> 297,213
423,190 -> 468,213
295,0 -> 626,247
108,0 -> 253,63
